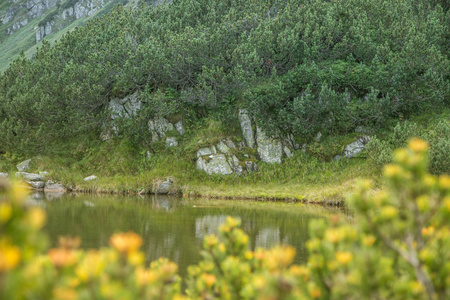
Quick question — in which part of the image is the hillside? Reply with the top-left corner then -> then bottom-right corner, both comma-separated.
0,0 -> 157,73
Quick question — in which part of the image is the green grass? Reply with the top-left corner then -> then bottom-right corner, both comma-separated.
0,118 -> 379,205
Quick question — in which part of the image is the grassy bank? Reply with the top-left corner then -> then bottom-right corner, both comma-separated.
1,110 -> 448,205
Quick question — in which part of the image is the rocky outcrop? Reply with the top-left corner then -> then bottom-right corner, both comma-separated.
153,178 -> 174,194
16,172 -> 43,181
256,126 -> 283,164
238,109 -> 255,148
44,180 -> 66,191
197,154 -> 234,175
195,138 -> 258,176
17,159 -> 32,172
109,91 -> 142,119
334,136 -> 371,160
148,116 -> 184,146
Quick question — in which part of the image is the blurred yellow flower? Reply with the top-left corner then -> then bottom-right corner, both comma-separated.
0,239 -> 21,271
438,175 -> 450,190
136,267 -> 158,286
336,251 -> 353,265
109,232 -> 143,254
384,164 -> 401,178
381,206 -> 398,219
408,139 -> 429,153
27,207 -> 46,229
0,203 -> 12,223
128,251 -> 144,266
202,273 -> 216,287
244,250 -> 253,260
308,283 -> 322,299
48,248 -> 76,268
362,235 -> 376,246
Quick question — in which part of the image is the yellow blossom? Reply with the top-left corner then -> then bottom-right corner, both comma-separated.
48,248 -> 77,268
0,239 -> 21,271
202,273 -> 216,287
384,164 -> 402,178
0,203 -> 12,223
408,139 -> 429,153
438,175 -> 450,190
136,267 -> 158,286
244,250 -> 253,260
362,235 -> 376,246
381,206 -> 398,219
218,243 -> 226,253
128,251 -> 144,266
10,182 -> 29,204
109,232 -> 143,253
308,283 -> 322,299
421,226 -> 435,237
27,207 -> 46,229
336,251 -> 353,265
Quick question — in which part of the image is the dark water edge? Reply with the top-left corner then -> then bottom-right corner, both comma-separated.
28,191 -> 350,278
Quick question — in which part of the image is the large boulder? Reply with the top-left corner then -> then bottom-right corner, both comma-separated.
0,172 -> 9,179
27,181 -> 45,189
238,109 -> 256,148
16,159 -> 31,172
197,154 -> 233,175
109,92 -> 142,119
335,136 -> 371,160
15,172 -> 43,181
149,117 -> 175,141
45,180 -> 66,192
256,126 -> 283,164
154,178 -> 173,194
197,146 -> 216,157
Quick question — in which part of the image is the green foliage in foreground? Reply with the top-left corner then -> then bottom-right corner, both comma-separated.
0,140 -> 449,299
0,0 -> 449,154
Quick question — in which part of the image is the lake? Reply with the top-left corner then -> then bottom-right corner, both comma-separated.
28,192 -> 348,278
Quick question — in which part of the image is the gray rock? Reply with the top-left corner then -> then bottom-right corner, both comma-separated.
17,159 -> 31,172
256,126 -> 283,164
197,147 -> 215,157
109,92 -> 142,119
196,157 -> 207,172
283,146 -> 293,158
154,179 -> 173,194
165,137 -> 178,148
27,181 -> 45,189
336,136 -> 371,159
203,154 -> 233,175
16,172 -> 43,181
174,121 -> 185,136
44,180 -> 65,191
238,109 -> 255,148
0,172 -> 9,179
84,175 -> 98,181
228,155 -> 243,175
224,138 -> 236,149
245,161 -> 258,173
216,141 -> 230,154
149,117 -> 175,141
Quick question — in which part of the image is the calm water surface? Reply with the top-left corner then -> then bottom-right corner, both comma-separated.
29,192 -> 347,278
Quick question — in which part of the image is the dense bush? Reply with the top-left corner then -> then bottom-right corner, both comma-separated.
367,119 -> 450,174
1,140 -> 449,299
0,0 -> 448,154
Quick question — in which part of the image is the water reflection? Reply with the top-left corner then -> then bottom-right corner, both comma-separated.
29,192 -> 347,278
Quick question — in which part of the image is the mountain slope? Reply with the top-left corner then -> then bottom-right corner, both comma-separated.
0,0 -> 135,73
